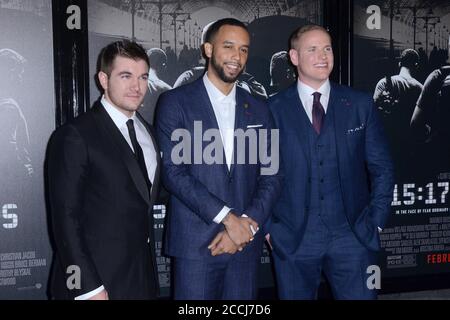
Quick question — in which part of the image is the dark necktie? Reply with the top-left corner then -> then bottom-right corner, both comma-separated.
126,119 -> 152,193
312,92 -> 325,134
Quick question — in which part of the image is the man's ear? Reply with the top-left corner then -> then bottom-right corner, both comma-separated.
203,42 -> 213,59
98,71 -> 108,91
289,49 -> 299,67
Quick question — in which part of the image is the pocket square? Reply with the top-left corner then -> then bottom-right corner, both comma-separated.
246,124 -> 263,128
346,123 -> 365,134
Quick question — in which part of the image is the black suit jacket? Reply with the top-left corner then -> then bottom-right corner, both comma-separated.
47,101 -> 161,300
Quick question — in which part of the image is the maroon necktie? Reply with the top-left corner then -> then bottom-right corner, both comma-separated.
312,92 -> 325,134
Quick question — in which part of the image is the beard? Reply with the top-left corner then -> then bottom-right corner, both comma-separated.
210,54 -> 244,83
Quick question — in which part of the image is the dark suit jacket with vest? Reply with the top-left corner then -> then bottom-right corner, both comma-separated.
266,82 -> 394,260
47,101 -> 160,299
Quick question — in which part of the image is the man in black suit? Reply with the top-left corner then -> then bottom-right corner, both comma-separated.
47,40 -> 160,300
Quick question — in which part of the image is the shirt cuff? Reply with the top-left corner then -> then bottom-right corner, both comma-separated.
378,227 -> 382,232
213,206 -> 232,224
241,214 -> 258,235
74,285 -> 105,300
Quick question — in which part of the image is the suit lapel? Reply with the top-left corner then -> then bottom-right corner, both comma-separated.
284,84 -> 312,164
193,78 -> 220,131
136,111 -> 161,206
92,102 -> 150,205
330,83 -> 351,178
191,79 -> 231,176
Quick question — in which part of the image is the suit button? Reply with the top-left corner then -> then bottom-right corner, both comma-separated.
320,196 -> 324,201
308,177 -> 311,183
320,178 -> 324,183
319,161 -> 323,166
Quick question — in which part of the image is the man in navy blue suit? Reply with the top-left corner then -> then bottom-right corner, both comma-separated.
156,18 -> 282,300
266,25 -> 394,299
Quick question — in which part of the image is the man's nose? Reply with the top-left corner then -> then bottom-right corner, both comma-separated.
230,47 -> 242,61
131,77 -> 140,91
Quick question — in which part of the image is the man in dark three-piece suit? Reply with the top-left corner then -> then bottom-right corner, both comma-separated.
156,18 -> 282,299
47,41 -> 160,300
266,25 -> 394,299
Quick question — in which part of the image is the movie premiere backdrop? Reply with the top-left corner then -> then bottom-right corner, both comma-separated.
353,0 -> 450,279
0,0 -> 54,299
4,0 -> 450,300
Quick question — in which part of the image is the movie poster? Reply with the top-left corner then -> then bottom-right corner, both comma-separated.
0,0 -> 54,299
353,0 -> 450,278
87,0 -> 322,296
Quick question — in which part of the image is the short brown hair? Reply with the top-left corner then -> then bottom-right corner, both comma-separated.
99,40 -> 149,76
289,24 -> 331,50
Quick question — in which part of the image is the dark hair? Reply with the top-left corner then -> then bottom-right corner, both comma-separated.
146,47 -> 167,70
203,18 -> 248,44
289,24 -> 331,49
99,40 -> 149,76
400,49 -> 419,69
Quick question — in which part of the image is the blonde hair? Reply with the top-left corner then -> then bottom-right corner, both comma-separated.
289,25 -> 331,49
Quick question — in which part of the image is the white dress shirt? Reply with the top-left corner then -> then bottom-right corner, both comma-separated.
203,73 -> 236,224
203,73 -> 236,170
297,80 -> 331,123
74,96 -> 157,300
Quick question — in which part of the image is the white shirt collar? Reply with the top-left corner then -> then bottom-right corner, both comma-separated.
101,95 -> 136,129
297,79 -> 331,102
203,72 -> 236,105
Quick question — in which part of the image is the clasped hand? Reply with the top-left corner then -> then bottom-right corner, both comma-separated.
208,212 -> 258,256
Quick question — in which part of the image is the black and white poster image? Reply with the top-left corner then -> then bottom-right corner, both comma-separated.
87,0 -> 316,124
354,0 -> 450,278
0,0 -> 54,299
87,0 -> 322,296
